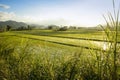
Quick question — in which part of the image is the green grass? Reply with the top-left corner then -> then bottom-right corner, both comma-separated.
5,31 -> 107,51
0,0 -> 120,79
0,31 -> 100,80
13,29 -> 120,41
0,29 -> 120,80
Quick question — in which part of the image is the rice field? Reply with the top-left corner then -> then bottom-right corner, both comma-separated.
0,29 -> 120,80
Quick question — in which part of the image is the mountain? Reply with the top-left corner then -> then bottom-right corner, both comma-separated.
0,20 -> 28,29
0,20 -> 47,30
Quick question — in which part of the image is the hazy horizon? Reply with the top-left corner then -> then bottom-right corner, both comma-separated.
0,0 -> 120,27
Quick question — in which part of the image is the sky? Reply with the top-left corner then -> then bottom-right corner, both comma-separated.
0,0 -> 120,27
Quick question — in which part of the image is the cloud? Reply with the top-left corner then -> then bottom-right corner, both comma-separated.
0,11 -> 15,21
0,11 -> 102,26
0,11 -> 38,23
0,4 -> 10,9
36,18 -> 69,26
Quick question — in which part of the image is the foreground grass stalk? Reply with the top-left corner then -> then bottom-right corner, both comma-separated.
101,0 -> 119,79
112,0 -> 119,79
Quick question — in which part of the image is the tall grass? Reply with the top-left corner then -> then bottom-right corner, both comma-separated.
0,34 -> 119,80
100,0 -> 120,79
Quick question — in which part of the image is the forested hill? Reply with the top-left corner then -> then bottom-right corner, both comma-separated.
0,20 -> 28,29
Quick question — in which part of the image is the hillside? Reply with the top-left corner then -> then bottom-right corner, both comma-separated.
0,20 -> 28,29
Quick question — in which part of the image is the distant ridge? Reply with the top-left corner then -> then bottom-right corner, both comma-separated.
0,20 -> 47,29
0,20 -> 28,29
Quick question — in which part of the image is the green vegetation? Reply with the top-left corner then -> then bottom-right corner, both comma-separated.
0,25 -> 120,80
0,32 -> 99,80
0,0 -> 120,80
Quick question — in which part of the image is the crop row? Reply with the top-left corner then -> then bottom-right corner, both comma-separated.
10,32 -> 105,51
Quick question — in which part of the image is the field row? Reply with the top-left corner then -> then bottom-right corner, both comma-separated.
0,32 -> 110,80
8,32 -> 105,51
13,30 -> 120,42
0,32 -> 96,55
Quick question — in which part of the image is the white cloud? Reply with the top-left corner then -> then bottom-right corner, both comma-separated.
37,18 -> 69,26
0,10 -> 105,27
0,11 -> 15,21
0,11 -> 39,23
0,12 -> 39,23
0,4 -> 10,9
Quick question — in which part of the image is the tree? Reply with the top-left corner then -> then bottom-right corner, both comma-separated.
6,25 -> 11,31
58,26 -> 68,31
28,25 -> 31,30
47,25 -> 59,31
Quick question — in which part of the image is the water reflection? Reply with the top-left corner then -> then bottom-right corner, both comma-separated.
103,42 -> 107,50
93,41 -> 109,50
